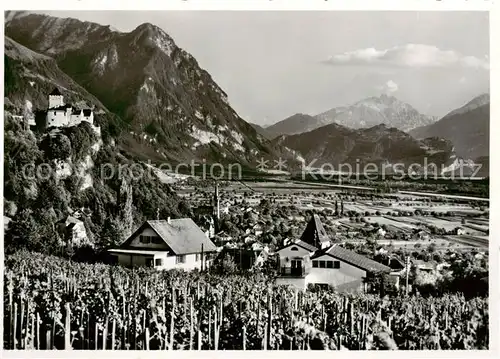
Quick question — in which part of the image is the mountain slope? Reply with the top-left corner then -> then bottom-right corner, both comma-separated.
265,113 -> 327,138
273,123 -> 466,175
409,94 -> 490,160
5,36 -> 106,113
265,94 -> 436,137
4,36 -> 123,138
249,122 -> 272,139
5,12 -> 292,166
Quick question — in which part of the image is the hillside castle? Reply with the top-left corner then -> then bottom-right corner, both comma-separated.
45,88 -> 95,127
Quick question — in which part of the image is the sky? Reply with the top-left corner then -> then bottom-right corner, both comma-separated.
38,11 -> 490,125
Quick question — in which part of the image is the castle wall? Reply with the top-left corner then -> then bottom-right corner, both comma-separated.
47,110 -> 70,127
49,95 -> 64,109
82,112 -> 94,125
70,110 -> 83,126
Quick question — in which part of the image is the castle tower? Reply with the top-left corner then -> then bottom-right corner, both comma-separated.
48,88 -> 64,109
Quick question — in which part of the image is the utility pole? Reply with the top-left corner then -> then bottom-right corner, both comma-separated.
201,243 -> 204,272
405,255 -> 410,296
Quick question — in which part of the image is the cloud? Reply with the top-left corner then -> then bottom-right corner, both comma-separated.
379,80 -> 399,93
322,44 -> 489,70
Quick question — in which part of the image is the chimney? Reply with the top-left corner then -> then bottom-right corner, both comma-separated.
167,216 -> 171,224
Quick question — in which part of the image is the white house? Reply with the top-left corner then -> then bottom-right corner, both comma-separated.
109,218 -> 217,271
275,215 -> 391,292
57,215 -> 92,248
45,88 -> 95,128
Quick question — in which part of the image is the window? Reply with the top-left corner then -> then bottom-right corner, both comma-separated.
319,261 -> 326,268
290,247 -> 298,251
146,258 -> 153,267
312,261 -> 318,268
326,261 -> 333,269
140,235 -> 162,244
155,258 -> 163,266
139,235 -> 151,244
176,255 -> 186,264
334,261 -> 340,269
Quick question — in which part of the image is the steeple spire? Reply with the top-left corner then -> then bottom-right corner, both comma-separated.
213,181 -> 220,221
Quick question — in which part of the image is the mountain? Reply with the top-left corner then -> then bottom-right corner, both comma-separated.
272,122 -> 469,175
409,94 -> 490,160
249,122 -> 272,139
4,36 -> 119,130
4,11 -> 293,167
265,94 -> 436,137
265,113 -> 327,138
316,94 -> 436,132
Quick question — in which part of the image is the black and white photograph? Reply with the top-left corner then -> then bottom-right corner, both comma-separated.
1,4 -> 494,353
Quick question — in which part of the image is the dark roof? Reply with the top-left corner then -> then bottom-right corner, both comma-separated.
121,219 -> 217,255
56,215 -> 82,226
312,245 -> 391,273
50,104 -> 72,111
83,109 -> 92,116
289,239 -> 318,252
50,88 -> 62,96
277,239 -> 317,253
300,214 -> 330,247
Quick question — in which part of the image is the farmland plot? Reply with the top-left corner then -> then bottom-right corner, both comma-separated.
364,216 -> 417,230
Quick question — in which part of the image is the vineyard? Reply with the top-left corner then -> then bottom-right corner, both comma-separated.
3,251 -> 488,350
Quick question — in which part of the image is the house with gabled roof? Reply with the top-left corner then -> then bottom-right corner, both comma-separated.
108,218 -> 217,271
275,215 -> 391,292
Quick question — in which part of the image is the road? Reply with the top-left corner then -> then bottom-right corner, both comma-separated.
398,191 -> 489,202
293,181 -> 488,202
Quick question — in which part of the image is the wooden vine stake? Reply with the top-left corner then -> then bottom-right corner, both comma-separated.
64,303 -> 71,349
189,298 -> 193,350
36,312 -> 40,350
145,328 -> 150,350
13,303 -> 18,349
208,309 -> 212,348
242,325 -> 246,350
94,322 -> 99,350
111,319 -> 116,350
267,291 -> 272,350
169,287 -> 175,350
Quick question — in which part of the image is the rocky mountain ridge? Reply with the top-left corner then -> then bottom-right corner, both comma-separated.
409,94 -> 489,160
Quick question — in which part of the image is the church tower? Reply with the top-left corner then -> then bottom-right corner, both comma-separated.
49,88 -> 64,109
213,181 -> 220,221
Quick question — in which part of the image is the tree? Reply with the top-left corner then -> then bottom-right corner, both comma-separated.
99,217 -> 127,249
40,133 -> 72,160
118,178 -> 134,239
